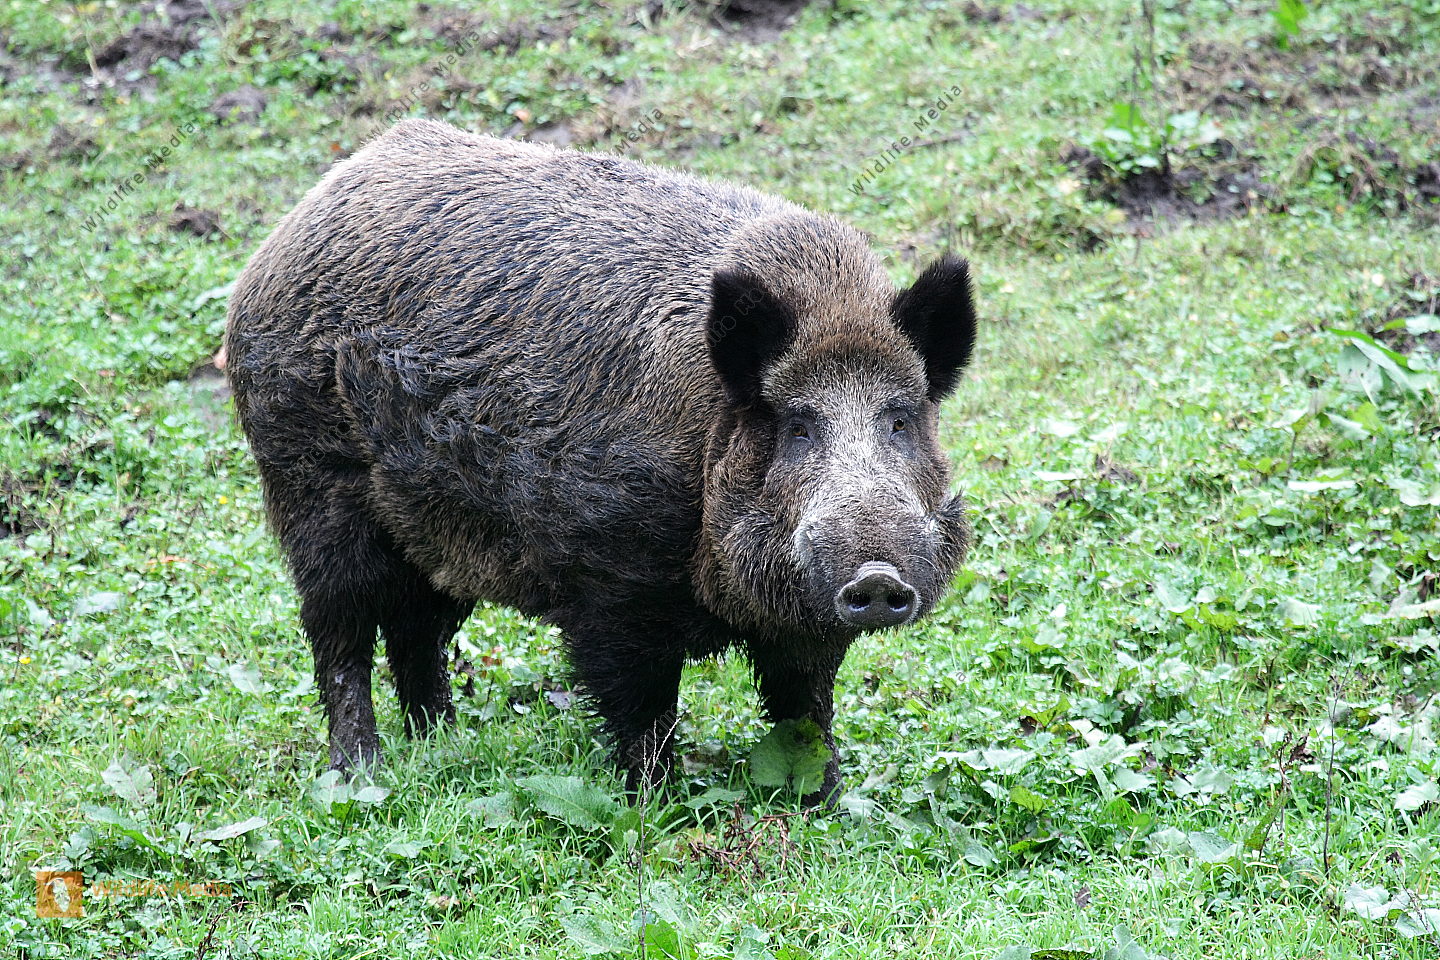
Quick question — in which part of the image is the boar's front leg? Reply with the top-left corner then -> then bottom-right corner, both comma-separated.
566,625 -> 684,795
747,644 -> 847,807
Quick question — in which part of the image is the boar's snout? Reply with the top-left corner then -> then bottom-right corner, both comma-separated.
835,561 -> 917,629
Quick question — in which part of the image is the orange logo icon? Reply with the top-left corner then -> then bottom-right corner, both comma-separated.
36,870 -> 84,918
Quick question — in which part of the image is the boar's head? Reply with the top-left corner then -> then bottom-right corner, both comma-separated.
696,218 -> 976,642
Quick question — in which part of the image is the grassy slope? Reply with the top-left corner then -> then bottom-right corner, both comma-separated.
1,0 -> 1437,957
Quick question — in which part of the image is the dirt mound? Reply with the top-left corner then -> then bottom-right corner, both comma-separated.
1172,32 -> 1433,114
168,206 -> 223,238
93,0 -> 242,76
1370,274 -> 1440,356
708,0 -> 810,41
210,85 -> 267,124
956,1 -> 1052,24
1288,132 -> 1440,220
1062,141 -> 1273,230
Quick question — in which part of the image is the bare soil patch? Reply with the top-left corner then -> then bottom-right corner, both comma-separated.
210,85 -> 267,124
1062,140 -> 1273,230
184,359 -> 232,432
1288,132 -> 1440,221
708,0 -> 811,42
0,471 -> 41,539
1369,273 -> 1440,357
167,206 -> 223,238
955,1 -> 1061,25
93,0 -> 243,79
1171,30 -> 1434,114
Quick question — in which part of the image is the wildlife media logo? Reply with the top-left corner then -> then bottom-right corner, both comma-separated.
77,119 -> 205,234
35,870 -> 231,917
849,83 -> 966,195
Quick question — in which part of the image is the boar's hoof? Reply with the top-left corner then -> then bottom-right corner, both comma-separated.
328,735 -> 380,775
835,562 -> 917,629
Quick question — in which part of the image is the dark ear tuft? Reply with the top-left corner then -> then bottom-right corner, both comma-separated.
890,256 -> 977,401
706,268 -> 798,406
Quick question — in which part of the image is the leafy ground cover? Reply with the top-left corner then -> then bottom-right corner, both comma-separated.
1,0 -> 1437,957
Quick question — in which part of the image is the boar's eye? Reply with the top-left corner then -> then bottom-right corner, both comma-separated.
789,421 -> 811,440
892,418 -> 908,434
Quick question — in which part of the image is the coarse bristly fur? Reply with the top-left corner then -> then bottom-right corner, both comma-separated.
225,118 -> 977,803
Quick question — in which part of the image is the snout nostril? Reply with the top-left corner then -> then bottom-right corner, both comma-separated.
843,588 -> 874,612
885,588 -> 915,612
836,563 -> 919,628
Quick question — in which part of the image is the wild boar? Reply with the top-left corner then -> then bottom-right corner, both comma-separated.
225,118 -> 976,802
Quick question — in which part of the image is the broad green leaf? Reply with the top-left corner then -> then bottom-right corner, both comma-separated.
1396,908 -> 1440,939
1009,784 -> 1050,813
1336,334 -> 1432,393
1395,781 -> 1439,813
83,804 -> 159,849
1273,0 -> 1308,46
981,747 -> 1036,775
466,792 -> 517,827
1279,598 -> 1321,627
560,913 -> 628,956
517,775 -> 620,831
102,760 -> 156,809
1405,313 -> 1440,334
383,839 -> 423,859
748,719 -> 830,795
1071,734 -> 1140,773
1040,418 -> 1081,438
74,591 -> 124,616
352,785 -> 391,805
228,662 -> 265,694
964,840 -> 998,867
308,770 -> 350,811
1342,883 -> 1394,920
774,948 -> 816,960
1338,342 -> 1385,394
1189,768 -> 1234,795
1102,925 -> 1155,960
1391,478 -> 1440,507
195,816 -> 267,843
1187,831 -> 1238,864
1287,478 -> 1355,492
642,920 -> 685,959
1111,767 -> 1153,794
684,786 -> 745,811
1153,579 -> 1191,613
734,925 -> 774,960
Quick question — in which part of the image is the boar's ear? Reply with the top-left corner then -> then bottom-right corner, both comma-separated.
706,268 -> 798,406
890,256 -> 976,401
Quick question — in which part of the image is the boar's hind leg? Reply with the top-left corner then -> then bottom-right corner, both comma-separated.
379,573 -> 473,738
567,631 -> 684,795
748,647 -> 846,807
299,588 -> 382,773
283,490 -> 407,773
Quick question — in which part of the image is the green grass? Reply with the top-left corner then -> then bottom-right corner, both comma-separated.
2,0 -> 1438,956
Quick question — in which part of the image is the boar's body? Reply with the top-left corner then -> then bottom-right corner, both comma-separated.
226,119 -> 975,799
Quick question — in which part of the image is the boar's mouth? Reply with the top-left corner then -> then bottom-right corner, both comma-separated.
707,486 -> 970,642
791,495 -> 969,639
